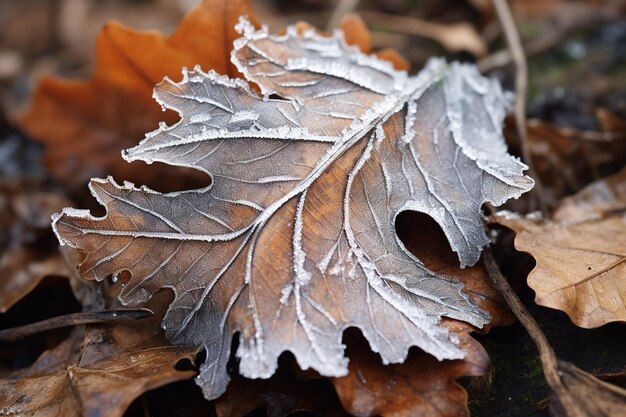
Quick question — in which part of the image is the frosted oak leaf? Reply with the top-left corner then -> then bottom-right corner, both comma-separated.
52,18 -> 534,400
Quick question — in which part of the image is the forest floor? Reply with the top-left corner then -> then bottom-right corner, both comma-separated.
1,1 -> 625,416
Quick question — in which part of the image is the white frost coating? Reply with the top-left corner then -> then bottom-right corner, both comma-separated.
317,241 -> 339,274
126,126 -> 337,158
494,210 -> 542,222
232,16 -> 406,97
443,62 -> 533,202
279,283 -> 293,305
343,133 -> 465,362
293,191 -> 312,286
494,210 -> 523,220
229,110 -> 260,123
51,208 -> 89,245
52,15 -> 533,402
254,175 -> 303,183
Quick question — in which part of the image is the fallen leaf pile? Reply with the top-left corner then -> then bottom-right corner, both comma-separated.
522,119 -> 626,207
2,0 -> 626,416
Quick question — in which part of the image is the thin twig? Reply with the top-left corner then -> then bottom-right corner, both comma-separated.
492,0 -> 546,213
478,30 -> 566,73
326,0 -> 360,31
482,251 -> 559,380
0,308 -> 153,342
359,11 -> 487,57
482,249 -> 577,411
478,8 -> 613,72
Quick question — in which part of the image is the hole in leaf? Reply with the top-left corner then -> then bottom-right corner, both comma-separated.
174,358 -> 195,372
123,160 -> 211,194
395,211 -> 457,272
116,270 -> 132,285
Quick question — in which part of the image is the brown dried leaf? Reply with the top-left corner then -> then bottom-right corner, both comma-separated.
0,347 -> 194,417
0,249 -> 66,313
548,360 -> 626,417
340,14 -> 373,55
553,167 -> 626,223
52,15 -> 532,400
0,184 -> 71,312
0,291 -> 198,417
333,331 -> 488,417
495,168 -> 626,328
522,120 -> 626,207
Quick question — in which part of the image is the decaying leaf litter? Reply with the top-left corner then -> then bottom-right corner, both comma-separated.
1,2 -> 619,415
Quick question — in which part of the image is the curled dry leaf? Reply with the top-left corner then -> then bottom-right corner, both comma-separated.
495,168 -> 626,328
52,18 -> 532,399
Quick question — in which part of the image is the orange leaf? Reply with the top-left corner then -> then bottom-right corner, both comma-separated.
20,0 -> 258,190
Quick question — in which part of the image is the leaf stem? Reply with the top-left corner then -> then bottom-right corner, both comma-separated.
484,248 -> 626,416
492,0 -> 546,213
482,250 -> 560,383
0,308 -> 153,342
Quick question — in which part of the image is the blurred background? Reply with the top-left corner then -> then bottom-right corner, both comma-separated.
1,0 -> 625,120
